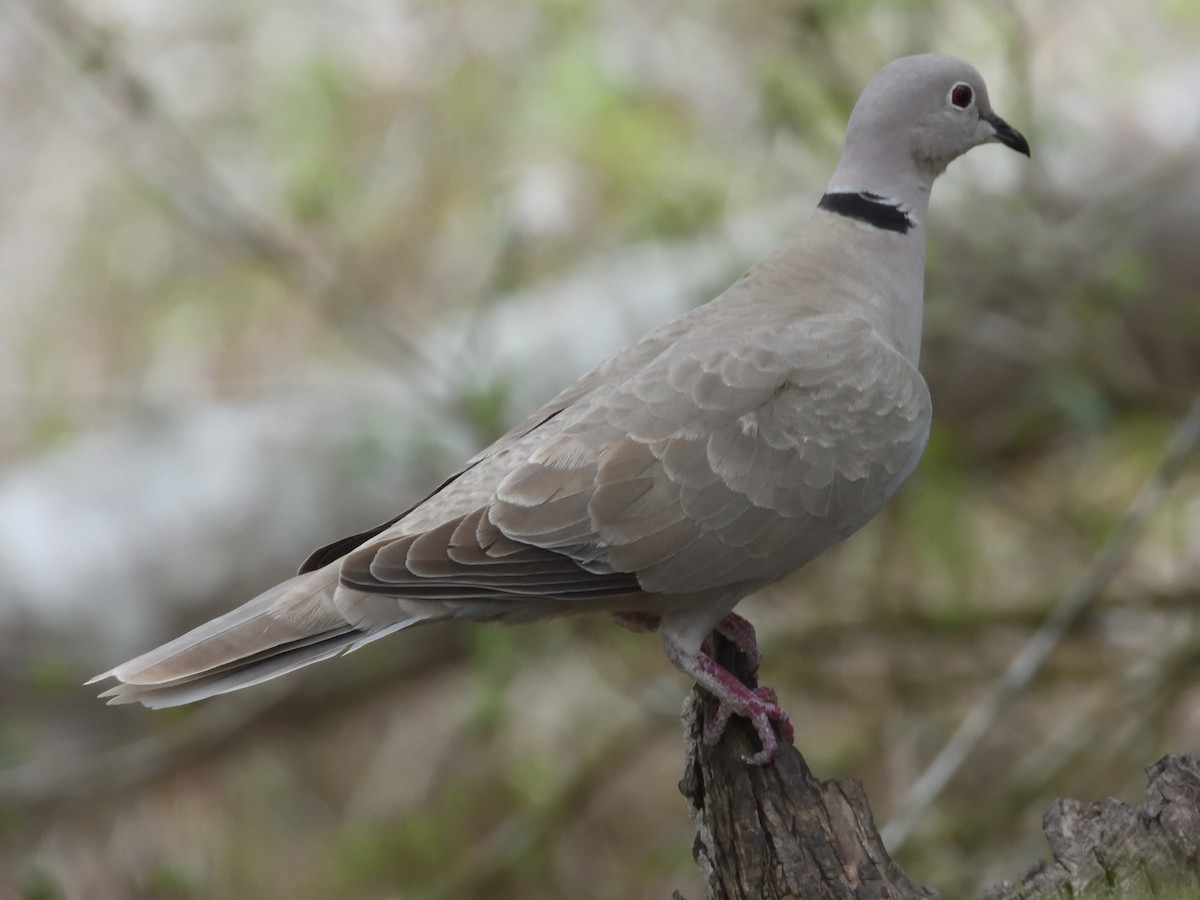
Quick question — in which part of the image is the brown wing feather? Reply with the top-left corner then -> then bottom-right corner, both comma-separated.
302,307 -> 705,575
338,511 -> 640,601
338,313 -> 929,609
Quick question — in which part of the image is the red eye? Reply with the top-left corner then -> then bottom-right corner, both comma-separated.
950,83 -> 973,108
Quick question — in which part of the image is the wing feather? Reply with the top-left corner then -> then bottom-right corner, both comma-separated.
337,312 -> 930,611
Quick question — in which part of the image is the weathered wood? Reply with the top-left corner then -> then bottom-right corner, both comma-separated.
980,754 -> 1200,900
676,634 -> 941,900
677,634 -> 1200,900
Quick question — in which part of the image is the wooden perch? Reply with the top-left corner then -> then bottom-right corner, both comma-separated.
677,634 -> 941,899
677,634 -> 1200,899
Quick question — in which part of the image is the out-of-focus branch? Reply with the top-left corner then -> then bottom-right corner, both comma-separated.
883,392 -> 1200,850
4,0 -> 444,385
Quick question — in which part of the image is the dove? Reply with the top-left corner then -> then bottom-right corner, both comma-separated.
91,54 -> 1029,765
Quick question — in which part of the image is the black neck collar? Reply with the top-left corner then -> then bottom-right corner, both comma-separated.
818,191 -> 915,234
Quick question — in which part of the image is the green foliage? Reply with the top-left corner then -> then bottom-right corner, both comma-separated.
27,654 -> 73,698
467,626 -> 522,735
22,407 -> 78,455
1112,415 -> 1173,462
791,0 -> 879,33
16,864 -> 60,900
900,424 -> 976,626
0,716 -> 33,769
267,57 -> 357,222
758,56 -> 849,143
521,44 -> 731,239
460,377 -> 513,445
1164,0 -> 1200,20
1032,371 -> 1112,434
1094,248 -> 1151,308
141,861 -> 199,898
332,774 -> 551,895
334,818 -> 457,888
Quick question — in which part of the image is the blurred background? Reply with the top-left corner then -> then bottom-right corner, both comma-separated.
2,0 -> 1200,897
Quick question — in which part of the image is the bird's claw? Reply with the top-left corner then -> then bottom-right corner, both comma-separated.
664,632 -> 794,766
703,684 -> 794,766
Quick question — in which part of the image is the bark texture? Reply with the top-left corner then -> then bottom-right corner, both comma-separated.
677,634 -> 1200,900
677,634 -> 941,899
980,754 -> 1200,900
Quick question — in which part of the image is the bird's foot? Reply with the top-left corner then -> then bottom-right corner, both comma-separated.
664,634 -> 793,766
703,685 -> 794,765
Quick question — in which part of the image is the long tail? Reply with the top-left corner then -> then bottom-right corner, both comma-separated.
89,569 -> 417,709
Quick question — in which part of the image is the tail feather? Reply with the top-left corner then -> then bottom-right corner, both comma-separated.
99,630 -> 361,708
89,569 -> 422,708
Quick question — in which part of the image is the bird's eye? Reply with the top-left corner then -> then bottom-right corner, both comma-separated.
949,82 -> 974,109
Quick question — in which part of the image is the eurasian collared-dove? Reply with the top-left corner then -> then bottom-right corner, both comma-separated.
92,54 -> 1029,765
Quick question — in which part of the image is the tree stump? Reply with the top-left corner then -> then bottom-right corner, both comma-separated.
676,633 -> 1200,900
980,754 -> 1200,899
676,633 -> 940,899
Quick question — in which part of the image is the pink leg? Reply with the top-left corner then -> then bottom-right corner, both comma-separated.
714,612 -> 762,670
663,634 -> 794,766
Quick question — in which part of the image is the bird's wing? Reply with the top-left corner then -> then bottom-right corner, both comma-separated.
337,313 -> 930,606
299,308 -> 706,574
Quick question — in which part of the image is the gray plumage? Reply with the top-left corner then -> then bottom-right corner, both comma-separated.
93,54 -> 1028,762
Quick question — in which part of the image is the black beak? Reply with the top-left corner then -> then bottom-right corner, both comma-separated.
982,111 -> 1031,157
